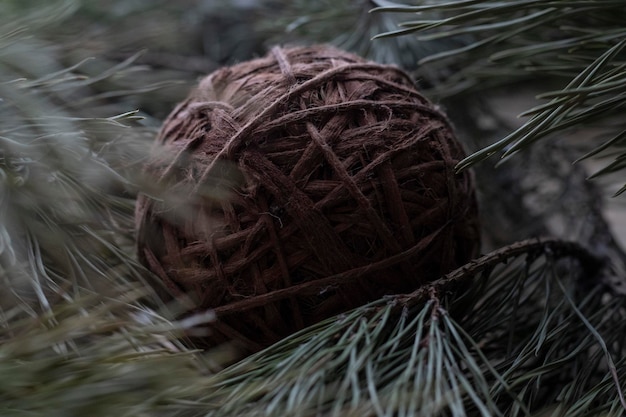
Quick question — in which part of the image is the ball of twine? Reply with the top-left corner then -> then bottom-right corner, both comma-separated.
135,45 -> 480,352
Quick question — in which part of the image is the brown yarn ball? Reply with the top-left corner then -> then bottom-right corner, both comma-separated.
135,45 -> 480,352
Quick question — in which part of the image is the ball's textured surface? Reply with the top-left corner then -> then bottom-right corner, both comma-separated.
135,45 -> 480,352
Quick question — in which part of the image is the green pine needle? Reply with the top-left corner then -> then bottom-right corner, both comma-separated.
198,239 -> 624,417
372,0 -> 626,191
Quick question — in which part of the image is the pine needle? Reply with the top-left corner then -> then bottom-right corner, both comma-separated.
372,0 -> 626,189
198,239 -> 625,417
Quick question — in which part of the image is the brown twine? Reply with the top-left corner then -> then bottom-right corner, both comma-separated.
135,44 -> 481,353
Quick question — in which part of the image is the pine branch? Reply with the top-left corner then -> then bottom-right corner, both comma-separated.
372,0 -> 626,188
0,1 -> 166,316
0,286 -> 214,417
0,4 -> 228,415
394,237 -> 605,308
200,239 -> 623,417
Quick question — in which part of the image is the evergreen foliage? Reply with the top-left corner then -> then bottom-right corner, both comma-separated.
200,239 -> 623,417
372,0 -> 626,191
0,2 -> 215,415
2,1 -> 626,416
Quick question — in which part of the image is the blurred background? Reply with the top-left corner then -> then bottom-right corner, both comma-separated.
2,0 -> 626,415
